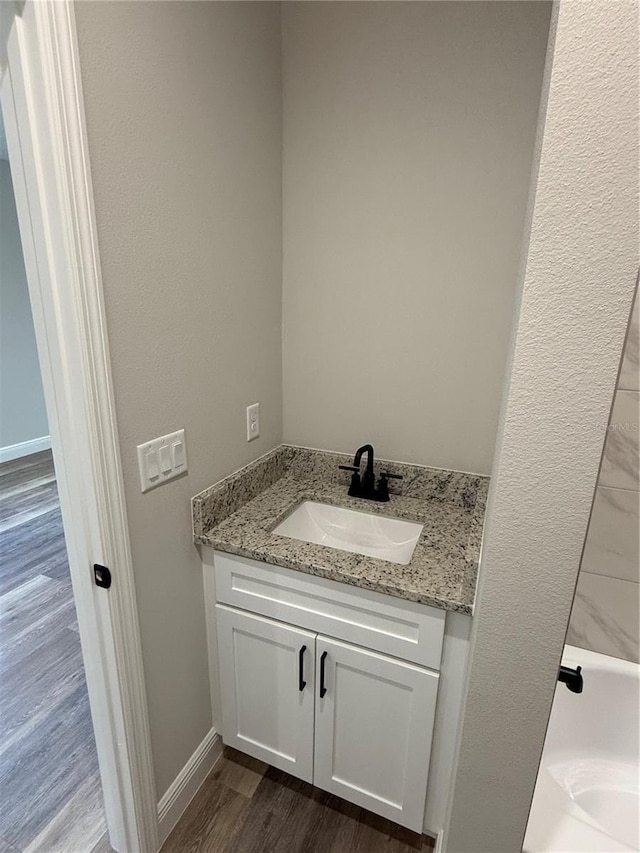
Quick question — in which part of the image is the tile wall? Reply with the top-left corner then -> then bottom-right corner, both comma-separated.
567,283 -> 639,662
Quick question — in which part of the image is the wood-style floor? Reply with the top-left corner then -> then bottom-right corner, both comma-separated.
0,451 -> 107,853
162,748 -> 436,853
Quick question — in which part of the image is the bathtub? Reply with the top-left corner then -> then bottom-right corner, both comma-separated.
524,646 -> 639,853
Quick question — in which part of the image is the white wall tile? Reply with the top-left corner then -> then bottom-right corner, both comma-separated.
599,390 -> 639,490
567,573 -> 640,663
581,486 -> 640,583
618,287 -> 639,391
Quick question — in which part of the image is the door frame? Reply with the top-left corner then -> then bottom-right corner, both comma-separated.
1,3 -> 159,851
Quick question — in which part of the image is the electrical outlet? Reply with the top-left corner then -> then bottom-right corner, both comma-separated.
246,403 -> 260,442
137,429 -> 187,493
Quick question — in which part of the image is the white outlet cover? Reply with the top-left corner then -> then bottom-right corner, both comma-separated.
246,403 -> 260,441
137,429 -> 187,493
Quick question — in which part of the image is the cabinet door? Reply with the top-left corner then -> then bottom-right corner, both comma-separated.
216,604 -> 315,782
314,637 -> 439,832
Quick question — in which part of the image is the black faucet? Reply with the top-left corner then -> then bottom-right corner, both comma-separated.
354,444 -> 375,495
338,444 -> 403,502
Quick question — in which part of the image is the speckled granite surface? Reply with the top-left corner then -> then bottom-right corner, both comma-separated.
192,446 -> 287,539
193,445 -> 488,614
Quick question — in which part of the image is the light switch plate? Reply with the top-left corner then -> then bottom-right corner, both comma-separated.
137,429 -> 187,493
246,402 -> 260,442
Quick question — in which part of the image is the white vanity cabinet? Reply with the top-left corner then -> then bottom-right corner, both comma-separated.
313,636 -> 438,830
216,605 -> 316,783
208,551 -> 447,833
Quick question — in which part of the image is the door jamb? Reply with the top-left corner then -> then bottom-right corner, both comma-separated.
1,3 -> 159,851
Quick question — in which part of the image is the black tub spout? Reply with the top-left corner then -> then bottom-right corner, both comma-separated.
558,664 -> 583,693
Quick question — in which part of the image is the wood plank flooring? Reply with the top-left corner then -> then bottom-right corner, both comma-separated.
0,452 -> 107,853
162,748 -> 436,853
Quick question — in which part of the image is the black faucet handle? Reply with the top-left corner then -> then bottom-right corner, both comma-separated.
375,471 -> 403,502
339,465 -> 362,498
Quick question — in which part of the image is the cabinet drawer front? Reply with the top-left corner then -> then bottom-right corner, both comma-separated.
216,605 -> 316,782
214,551 -> 445,669
314,636 -> 438,833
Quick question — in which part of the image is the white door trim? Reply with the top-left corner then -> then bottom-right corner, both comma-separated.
1,3 -> 159,852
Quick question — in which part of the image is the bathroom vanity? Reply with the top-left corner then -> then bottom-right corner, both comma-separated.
212,553 -> 441,832
194,445 -> 486,837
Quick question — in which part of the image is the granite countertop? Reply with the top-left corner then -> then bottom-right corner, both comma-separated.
193,445 -> 488,614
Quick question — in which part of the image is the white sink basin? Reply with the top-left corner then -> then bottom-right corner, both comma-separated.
272,501 -> 423,565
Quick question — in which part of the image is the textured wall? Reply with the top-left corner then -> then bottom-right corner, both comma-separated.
0,159 -> 49,449
568,281 -> 639,662
282,1 -> 551,475
74,1 -> 283,797
445,3 -> 639,851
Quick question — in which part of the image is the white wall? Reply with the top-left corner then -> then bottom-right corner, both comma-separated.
0,157 -> 49,450
445,2 -> 639,850
282,2 -> 551,476
74,1 -> 283,797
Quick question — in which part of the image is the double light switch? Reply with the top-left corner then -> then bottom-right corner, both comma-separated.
137,429 -> 187,493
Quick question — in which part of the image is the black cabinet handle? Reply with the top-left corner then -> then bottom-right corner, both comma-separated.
319,650 -> 328,698
299,645 -> 307,692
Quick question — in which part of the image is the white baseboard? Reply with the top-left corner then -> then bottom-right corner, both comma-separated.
0,435 -> 51,463
157,728 -> 223,845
